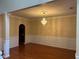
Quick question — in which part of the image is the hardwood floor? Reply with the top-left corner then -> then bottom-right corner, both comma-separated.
10,43 -> 75,59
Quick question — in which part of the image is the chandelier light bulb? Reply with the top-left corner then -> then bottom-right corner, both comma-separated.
41,18 -> 47,26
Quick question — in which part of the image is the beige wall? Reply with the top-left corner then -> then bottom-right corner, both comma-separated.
10,15 -> 30,48
29,15 -> 76,50
29,15 -> 76,38
10,15 -> 30,36
10,15 -> 76,50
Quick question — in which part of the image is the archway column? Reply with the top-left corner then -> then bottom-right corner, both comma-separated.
76,0 -> 79,59
3,13 -> 10,58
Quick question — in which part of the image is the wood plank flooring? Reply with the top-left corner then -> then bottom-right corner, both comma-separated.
10,43 -> 75,59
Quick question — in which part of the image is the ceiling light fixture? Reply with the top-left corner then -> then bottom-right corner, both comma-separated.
41,17 -> 47,26
41,10 -> 47,26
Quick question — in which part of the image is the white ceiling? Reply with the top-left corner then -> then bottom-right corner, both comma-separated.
0,0 -> 50,13
12,0 -> 76,18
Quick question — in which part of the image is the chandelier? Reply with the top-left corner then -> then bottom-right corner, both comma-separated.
41,10 -> 47,26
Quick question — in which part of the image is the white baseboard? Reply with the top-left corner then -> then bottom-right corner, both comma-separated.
10,36 -> 30,48
30,35 -> 76,50
10,35 -> 76,50
10,36 -> 18,48
25,35 -> 31,44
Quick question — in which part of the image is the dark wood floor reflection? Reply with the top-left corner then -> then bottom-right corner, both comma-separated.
10,43 -> 75,59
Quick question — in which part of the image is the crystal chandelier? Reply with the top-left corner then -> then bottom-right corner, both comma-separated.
41,10 -> 47,26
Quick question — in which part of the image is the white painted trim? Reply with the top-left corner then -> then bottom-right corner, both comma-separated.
25,35 -> 30,44
10,35 -> 30,48
3,13 -> 10,58
30,35 -> 76,50
48,14 -> 76,18
77,0 -> 79,57
10,36 -> 18,48
3,39 -> 10,58
9,35 -> 76,50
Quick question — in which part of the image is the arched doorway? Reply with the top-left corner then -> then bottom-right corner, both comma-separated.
19,24 -> 25,46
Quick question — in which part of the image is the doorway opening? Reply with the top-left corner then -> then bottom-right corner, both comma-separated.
19,24 -> 25,46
